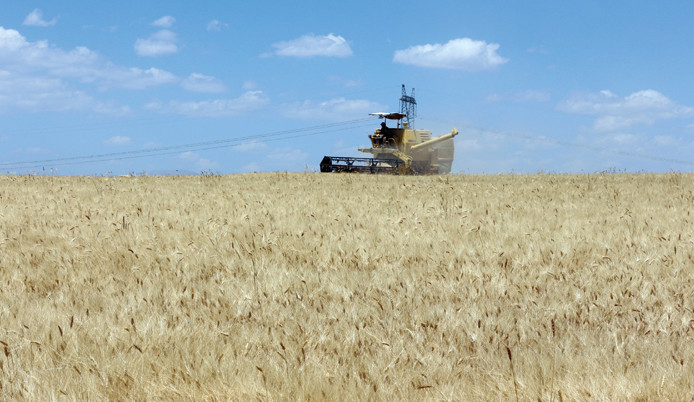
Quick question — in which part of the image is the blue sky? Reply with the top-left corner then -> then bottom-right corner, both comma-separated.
1,1 -> 693,175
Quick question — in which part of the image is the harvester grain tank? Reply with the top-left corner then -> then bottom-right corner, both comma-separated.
320,86 -> 458,174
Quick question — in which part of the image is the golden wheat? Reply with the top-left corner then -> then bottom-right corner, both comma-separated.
0,172 -> 693,399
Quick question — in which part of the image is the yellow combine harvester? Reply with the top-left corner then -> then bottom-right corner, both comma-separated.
320,86 -> 458,174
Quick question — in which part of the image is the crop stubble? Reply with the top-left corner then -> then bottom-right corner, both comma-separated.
0,172 -> 693,399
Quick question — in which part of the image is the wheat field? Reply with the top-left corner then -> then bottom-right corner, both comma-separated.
0,172 -> 693,400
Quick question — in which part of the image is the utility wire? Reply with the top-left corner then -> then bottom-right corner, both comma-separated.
420,117 -> 693,167
474,126 -> 694,166
1,117 -> 377,170
5,122 -> 377,170
7,113 -> 688,171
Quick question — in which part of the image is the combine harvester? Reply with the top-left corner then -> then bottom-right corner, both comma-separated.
320,85 -> 458,175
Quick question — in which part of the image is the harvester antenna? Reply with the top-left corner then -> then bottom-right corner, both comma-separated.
399,84 -> 417,128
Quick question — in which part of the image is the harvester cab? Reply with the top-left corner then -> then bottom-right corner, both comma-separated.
320,86 -> 458,175
368,112 -> 406,148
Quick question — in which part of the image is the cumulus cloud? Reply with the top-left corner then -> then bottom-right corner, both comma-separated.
0,26 -> 176,113
181,73 -> 226,93
151,16 -> 175,28
393,38 -> 508,71
0,27 -> 177,88
145,91 -> 270,117
558,90 -> 694,131
23,9 -> 57,27
271,33 -> 353,57
108,67 -> 177,90
0,74 -> 93,112
282,97 -> 385,120
134,29 -> 179,57
103,136 -> 132,146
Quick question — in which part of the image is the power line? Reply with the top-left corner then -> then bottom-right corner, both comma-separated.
420,117 -> 693,167
1,117 -> 378,171
6,113 -> 690,172
482,127 -> 694,166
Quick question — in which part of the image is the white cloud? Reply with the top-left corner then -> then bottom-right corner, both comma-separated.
181,73 -> 226,93
282,97 -> 385,120
134,30 -> 179,57
393,38 -> 508,71
0,26 -> 176,113
271,33 -> 353,57
23,9 -> 57,27
151,16 -> 175,28
0,73 -> 94,113
0,28 -> 26,51
103,136 -> 132,146
0,27 -> 176,88
108,67 -> 177,90
207,20 -> 228,31
145,91 -> 270,117
593,115 -> 650,132
0,70 -> 132,114
559,90 -> 694,131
